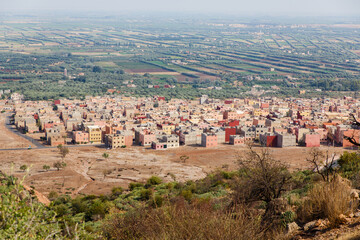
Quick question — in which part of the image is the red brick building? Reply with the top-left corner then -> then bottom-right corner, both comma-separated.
259,134 -> 278,147
225,128 -> 237,142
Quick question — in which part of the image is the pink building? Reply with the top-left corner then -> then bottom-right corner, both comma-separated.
223,111 -> 238,120
201,133 -> 218,148
229,135 -> 245,145
152,142 -> 164,150
140,132 -> 156,146
72,131 -> 89,144
314,128 -> 328,143
305,133 -> 320,147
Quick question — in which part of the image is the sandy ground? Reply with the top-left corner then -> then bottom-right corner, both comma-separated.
0,143 -> 349,198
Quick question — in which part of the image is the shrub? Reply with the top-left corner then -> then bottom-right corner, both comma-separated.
54,203 -> 71,217
180,190 -> 193,201
338,151 -> 360,178
280,211 -> 296,228
102,152 -> 109,160
88,199 -> 109,221
297,175 -> 357,227
221,171 -> 235,179
146,176 -> 162,186
48,191 -> 58,201
0,175 -> 64,239
150,195 -> 164,208
101,201 -> 278,240
350,171 -> 360,189
19,165 -> 28,172
129,182 -> 144,191
53,161 -> 66,171
139,189 -> 153,201
111,187 -> 123,199
71,197 -> 89,214
42,165 -> 50,171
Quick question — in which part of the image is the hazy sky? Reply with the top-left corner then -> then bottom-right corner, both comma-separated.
1,0 -> 360,16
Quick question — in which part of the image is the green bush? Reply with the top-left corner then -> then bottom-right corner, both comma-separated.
150,195 -> 164,208
338,151 -> 360,178
146,176 -> 162,186
139,189 -> 153,201
129,182 -> 144,191
180,190 -> 193,201
111,187 -> 123,199
88,199 -> 109,221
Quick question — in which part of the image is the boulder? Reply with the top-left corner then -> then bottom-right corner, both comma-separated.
303,220 -> 319,231
287,222 -> 300,234
338,214 -> 348,224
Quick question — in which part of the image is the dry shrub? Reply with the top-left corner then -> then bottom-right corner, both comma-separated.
297,175 -> 357,227
102,199 -> 283,240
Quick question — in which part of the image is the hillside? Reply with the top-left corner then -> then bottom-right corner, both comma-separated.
2,146 -> 360,239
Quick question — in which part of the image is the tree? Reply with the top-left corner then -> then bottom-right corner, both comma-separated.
57,145 -> 69,160
102,152 -> 109,160
20,165 -> 28,172
53,161 -> 66,171
233,145 -> 292,205
92,66 -> 102,73
179,155 -> 189,163
43,165 -> 50,172
306,148 -> 337,182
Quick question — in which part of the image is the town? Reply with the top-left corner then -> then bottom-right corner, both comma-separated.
2,91 -> 359,151
1,4 -> 360,238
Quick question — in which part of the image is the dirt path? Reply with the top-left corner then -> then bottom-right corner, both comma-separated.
75,182 -> 90,195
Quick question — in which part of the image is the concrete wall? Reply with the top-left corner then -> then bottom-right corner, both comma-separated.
277,134 -> 296,147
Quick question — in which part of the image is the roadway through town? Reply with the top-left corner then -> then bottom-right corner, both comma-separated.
4,114 -> 45,149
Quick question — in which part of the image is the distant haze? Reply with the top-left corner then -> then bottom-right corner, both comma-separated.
2,0 -> 360,16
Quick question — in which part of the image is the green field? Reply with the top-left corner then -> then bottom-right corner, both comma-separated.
0,14 -> 359,100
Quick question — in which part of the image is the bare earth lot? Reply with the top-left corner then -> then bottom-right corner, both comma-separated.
0,143 -> 347,197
